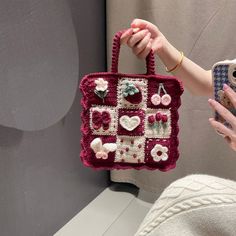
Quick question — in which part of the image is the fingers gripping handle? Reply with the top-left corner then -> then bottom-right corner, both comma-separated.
110,30 -> 156,75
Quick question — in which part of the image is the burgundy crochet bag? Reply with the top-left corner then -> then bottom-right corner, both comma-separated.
80,30 -> 184,171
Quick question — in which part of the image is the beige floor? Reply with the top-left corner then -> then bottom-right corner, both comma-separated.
54,184 -> 155,236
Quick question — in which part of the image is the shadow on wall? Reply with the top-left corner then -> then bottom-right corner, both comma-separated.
0,1 -> 108,236
0,125 -> 23,148
0,0 -> 79,131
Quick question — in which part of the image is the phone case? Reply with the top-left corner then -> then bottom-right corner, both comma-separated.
212,59 -> 236,128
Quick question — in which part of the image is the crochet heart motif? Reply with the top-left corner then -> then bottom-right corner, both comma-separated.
119,115 -> 141,131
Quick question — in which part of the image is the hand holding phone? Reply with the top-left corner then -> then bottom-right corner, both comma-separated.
212,59 -> 236,128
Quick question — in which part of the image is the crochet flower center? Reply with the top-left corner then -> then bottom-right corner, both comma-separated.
157,151 -> 163,156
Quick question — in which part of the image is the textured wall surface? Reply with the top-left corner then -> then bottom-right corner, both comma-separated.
0,1 -> 108,236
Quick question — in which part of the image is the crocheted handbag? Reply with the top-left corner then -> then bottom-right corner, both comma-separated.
80,30 -> 184,171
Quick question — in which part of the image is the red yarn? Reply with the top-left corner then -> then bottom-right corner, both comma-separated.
92,110 -> 111,130
92,111 -> 102,129
161,114 -> 168,123
155,112 -> 162,121
148,115 -> 155,124
124,86 -> 142,104
102,111 -> 111,124
79,30 -> 184,171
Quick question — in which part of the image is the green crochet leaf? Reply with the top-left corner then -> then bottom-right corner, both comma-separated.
94,89 -> 108,100
123,82 -> 139,97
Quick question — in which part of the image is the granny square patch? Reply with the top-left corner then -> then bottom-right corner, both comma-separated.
89,135 -> 117,164
145,108 -> 171,139
80,30 -> 184,171
144,138 -> 174,170
115,136 -> 145,163
117,77 -> 147,109
117,109 -> 145,136
90,106 -> 118,135
88,76 -> 118,106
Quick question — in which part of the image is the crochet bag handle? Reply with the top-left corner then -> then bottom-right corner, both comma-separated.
111,30 -> 156,75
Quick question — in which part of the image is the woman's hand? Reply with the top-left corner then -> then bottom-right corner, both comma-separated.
120,19 -> 168,59
121,18 -> 213,96
208,84 -> 236,151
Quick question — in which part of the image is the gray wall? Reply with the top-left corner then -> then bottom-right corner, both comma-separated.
0,1 -> 108,236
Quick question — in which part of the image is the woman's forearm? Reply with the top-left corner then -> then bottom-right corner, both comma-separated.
122,20 -> 213,96
158,40 -> 213,96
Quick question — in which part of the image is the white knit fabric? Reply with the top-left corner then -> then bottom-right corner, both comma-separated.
135,175 -> 236,236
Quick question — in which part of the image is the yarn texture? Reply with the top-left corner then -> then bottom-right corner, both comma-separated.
79,30 -> 184,170
135,175 -> 236,236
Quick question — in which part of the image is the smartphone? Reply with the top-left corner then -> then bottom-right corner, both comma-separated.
212,59 -> 236,128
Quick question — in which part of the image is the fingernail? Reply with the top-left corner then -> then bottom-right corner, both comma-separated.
208,99 -> 213,103
208,99 -> 215,106
126,28 -> 133,33
223,83 -> 229,90
132,28 -> 140,33
131,19 -> 137,27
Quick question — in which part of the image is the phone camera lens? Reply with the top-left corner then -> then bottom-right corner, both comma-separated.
233,71 -> 236,78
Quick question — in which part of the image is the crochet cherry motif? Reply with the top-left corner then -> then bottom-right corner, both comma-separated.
90,138 -> 117,160
151,83 -> 171,106
92,110 -> 111,130
123,82 -> 142,104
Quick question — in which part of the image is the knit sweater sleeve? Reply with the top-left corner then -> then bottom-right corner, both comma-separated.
135,174 -> 236,236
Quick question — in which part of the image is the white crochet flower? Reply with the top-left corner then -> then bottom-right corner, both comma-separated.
151,144 -> 168,162
95,78 -> 108,91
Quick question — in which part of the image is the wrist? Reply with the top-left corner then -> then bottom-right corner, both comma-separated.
165,51 -> 184,73
155,38 -> 182,72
